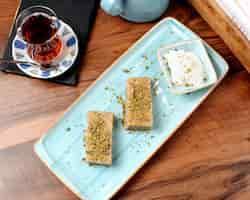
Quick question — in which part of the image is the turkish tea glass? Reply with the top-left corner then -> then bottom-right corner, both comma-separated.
16,6 -> 63,66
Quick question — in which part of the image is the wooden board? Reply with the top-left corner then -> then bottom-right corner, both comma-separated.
188,0 -> 250,73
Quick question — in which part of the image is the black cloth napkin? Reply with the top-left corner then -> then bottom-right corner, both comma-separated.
2,0 -> 99,86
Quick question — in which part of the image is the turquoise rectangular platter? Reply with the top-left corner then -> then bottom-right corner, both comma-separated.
34,18 -> 229,200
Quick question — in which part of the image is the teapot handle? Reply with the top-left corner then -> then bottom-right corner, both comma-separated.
101,0 -> 123,16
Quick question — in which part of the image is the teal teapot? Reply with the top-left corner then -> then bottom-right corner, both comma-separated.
101,0 -> 170,23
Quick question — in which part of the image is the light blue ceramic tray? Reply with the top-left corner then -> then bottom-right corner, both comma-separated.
34,18 -> 229,200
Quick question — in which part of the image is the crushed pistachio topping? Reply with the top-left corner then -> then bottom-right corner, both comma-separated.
126,79 -> 151,120
116,95 -> 125,106
85,112 -> 112,163
142,55 -> 148,60
124,78 -> 153,130
185,67 -> 192,73
122,68 -> 131,73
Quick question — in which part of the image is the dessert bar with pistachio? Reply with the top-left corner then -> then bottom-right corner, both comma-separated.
124,77 -> 153,130
85,111 -> 114,165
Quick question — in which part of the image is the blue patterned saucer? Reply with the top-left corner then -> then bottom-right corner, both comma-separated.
12,20 -> 79,79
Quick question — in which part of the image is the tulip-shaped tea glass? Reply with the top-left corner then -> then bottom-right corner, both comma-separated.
16,6 -> 63,66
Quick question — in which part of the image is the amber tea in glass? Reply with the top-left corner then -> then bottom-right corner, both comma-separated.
16,6 -> 63,65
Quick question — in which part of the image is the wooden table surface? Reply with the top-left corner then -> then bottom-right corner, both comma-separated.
1,0 -> 250,200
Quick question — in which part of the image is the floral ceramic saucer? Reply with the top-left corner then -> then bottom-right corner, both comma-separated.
12,20 -> 79,79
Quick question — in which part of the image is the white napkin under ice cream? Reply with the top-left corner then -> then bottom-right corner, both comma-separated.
216,0 -> 250,41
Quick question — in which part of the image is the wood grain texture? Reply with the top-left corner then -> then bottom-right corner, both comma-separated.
1,71 -> 250,200
116,70 -> 250,199
0,0 -> 243,149
0,0 -> 248,199
188,0 -> 250,73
